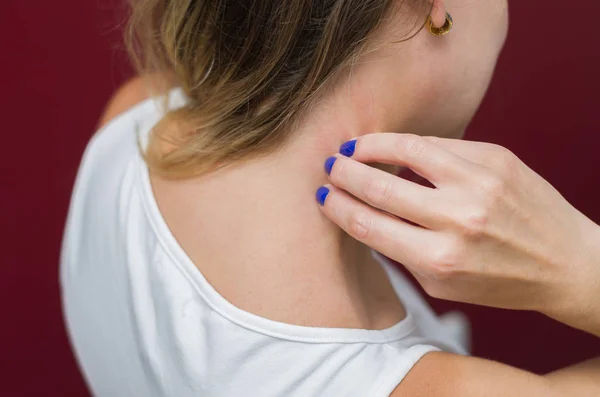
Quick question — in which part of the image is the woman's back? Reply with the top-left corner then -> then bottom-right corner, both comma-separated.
60,86 -> 467,396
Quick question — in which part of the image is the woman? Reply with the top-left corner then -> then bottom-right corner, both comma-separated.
60,0 -> 600,396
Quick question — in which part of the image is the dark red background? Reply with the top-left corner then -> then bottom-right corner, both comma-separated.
2,1 -> 600,395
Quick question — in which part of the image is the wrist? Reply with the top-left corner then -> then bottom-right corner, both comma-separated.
548,217 -> 600,337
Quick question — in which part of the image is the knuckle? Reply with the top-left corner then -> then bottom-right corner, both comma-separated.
427,242 -> 463,281
423,136 -> 441,145
364,179 -> 391,206
494,146 -> 519,172
430,262 -> 455,282
478,174 -> 505,201
455,207 -> 489,238
348,211 -> 372,240
397,134 -> 426,158
487,143 -> 506,153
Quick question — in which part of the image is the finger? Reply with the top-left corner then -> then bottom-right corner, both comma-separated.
327,155 -> 444,229
317,184 -> 440,271
341,133 -> 477,186
422,136 -> 516,169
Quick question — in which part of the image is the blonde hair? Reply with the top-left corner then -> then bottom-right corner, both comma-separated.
125,0 -> 429,178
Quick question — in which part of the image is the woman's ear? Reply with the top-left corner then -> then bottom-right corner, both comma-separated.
430,0 -> 447,28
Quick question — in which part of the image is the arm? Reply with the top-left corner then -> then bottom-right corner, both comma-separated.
546,229 -> 600,338
392,352 -> 600,397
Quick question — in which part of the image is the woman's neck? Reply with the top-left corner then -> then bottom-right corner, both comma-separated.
152,135 -> 408,329
181,133 -> 369,273
150,51 -> 441,329
151,93 -> 413,329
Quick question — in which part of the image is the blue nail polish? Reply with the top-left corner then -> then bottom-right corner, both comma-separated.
316,186 -> 330,206
339,139 -> 357,157
324,156 -> 336,175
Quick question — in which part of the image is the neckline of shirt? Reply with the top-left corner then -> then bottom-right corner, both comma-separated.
134,87 -> 418,344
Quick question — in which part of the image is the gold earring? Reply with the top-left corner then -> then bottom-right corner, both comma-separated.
426,12 -> 453,36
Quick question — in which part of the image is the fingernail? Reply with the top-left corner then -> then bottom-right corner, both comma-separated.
316,186 -> 330,206
339,139 -> 357,157
324,156 -> 336,175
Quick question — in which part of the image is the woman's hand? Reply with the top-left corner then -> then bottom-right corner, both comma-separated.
318,133 -> 600,336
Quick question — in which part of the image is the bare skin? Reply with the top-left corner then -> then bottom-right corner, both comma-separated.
100,76 -> 407,332
320,133 -> 600,338
100,76 -> 600,397
96,0 -> 600,393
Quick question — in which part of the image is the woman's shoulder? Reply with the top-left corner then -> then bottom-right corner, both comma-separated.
391,351 -> 556,397
97,73 -> 176,130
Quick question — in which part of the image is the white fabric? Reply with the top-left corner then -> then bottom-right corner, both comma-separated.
60,87 -> 469,397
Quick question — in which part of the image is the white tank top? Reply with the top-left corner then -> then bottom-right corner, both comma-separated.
60,87 -> 469,397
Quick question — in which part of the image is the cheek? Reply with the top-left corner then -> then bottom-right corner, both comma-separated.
496,1 -> 510,49
450,1 -> 509,119
489,0 -> 510,56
